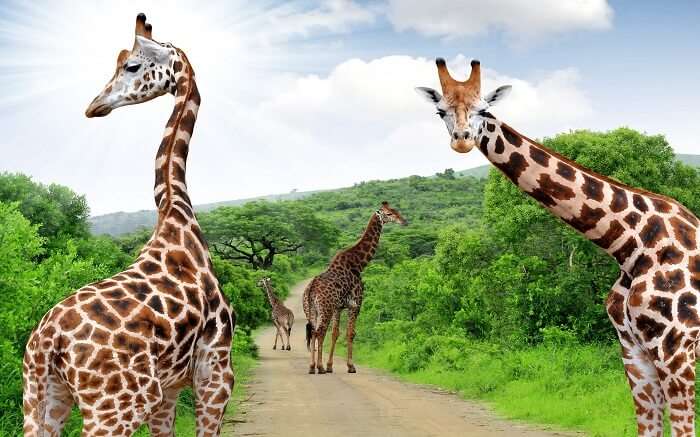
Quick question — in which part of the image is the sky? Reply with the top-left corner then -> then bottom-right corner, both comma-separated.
0,0 -> 698,215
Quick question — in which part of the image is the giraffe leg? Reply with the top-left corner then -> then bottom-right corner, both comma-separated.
147,387 -> 181,437
40,373 -> 73,437
284,316 -> 292,351
326,311 -> 341,373
346,307 -> 360,373
618,340 -> 665,437
278,322 -> 288,350
657,345 -> 696,437
194,349 -> 235,437
315,323 -> 329,374
273,321 -> 280,350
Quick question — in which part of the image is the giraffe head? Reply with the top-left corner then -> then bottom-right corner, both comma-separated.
257,277 -> 272,288
377,201 -> 408,226
416,59 -> 512,153
85,13 -> 181,118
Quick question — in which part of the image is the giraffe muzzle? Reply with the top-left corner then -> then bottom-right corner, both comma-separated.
85,102 -> 113,118
451,138 -> 475,153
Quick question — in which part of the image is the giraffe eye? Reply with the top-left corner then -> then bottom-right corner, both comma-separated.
436,109 -> 446,118
125,64 -> 142,73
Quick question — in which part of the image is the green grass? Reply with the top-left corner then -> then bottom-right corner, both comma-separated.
345,339 -> 641,437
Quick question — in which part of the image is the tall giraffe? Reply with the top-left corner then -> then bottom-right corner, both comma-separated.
304,202 -> 407,374
257,277 -> 295,351
22,14 -> 235,437
417,58 -> 700,436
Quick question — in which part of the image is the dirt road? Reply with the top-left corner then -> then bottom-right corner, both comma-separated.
227,279 -> 576,437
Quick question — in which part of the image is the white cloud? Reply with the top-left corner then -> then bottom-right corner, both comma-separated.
385,0 -> 613,41
180,54 -> 593,210
0,2 -> 595,216
251,0 -> 376,45
256,54 -> 593,154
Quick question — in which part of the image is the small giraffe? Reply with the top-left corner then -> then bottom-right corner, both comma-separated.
257,277 -> 295,351
304,202 -> 407,374
417,58 -> 700,436
23,14 -> 235,437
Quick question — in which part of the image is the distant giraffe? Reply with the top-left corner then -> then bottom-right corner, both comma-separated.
304,202 -> 407,374
257,277 -> 294,351
23,14 -> 235,437
417,58 -> 700,437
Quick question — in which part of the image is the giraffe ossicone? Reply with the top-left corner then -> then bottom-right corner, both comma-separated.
23,13 -> 235,437
304,201 -> 407,374
418,58 -> 700,437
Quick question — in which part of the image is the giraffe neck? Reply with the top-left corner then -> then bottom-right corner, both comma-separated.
334,212 -> 384,272
263,283 -> 280,308
153,52 -> 200,221
474,114 -> 696,270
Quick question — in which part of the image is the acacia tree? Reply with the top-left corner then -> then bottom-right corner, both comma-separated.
200,201 -> 338,269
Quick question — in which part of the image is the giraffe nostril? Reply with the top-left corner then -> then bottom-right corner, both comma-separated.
452,132 -> 459,140
464,132 -> 471,139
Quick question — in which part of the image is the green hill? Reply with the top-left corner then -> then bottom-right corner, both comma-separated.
89,166 -> 487,236
89,154 -> 699,237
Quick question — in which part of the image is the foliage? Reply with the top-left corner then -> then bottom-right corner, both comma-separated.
3,127 -> 700,435
200,201 -> 338,268
0,173 -> 90,251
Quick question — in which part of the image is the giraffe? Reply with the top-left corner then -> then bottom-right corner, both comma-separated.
416,58 -> 700,436
257,277 -> 295,351
304,202 -> 407,374
22,14 -> 235,437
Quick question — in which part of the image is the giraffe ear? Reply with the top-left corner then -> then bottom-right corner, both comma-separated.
483,85 -> 512,107
134,36 -> 169,62
415,87 -> 443,104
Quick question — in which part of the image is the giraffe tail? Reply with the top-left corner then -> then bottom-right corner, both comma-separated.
22,331 -> 52,436
306,322 -> 313,352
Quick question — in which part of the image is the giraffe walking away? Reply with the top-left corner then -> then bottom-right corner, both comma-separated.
22,14 -> 235,437
258,277 -> 295,351
417,58 -> 700,437
304,201 -> 407,375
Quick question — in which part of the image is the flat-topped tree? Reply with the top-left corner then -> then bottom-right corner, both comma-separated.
200,201 -> 337,269
23,14 -> 235,437
417,59 -> 700,437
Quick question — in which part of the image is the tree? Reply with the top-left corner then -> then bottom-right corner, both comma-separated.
200,201 -> 338,269
476,127 -> 700,342
0,173 -> 90,249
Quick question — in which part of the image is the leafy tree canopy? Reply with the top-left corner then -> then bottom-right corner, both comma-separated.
0,173 -> 90,249
200,201 -> 338,269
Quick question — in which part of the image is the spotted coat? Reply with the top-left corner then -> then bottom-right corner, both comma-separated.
23,14 -> 235,437
258,278 -> 295,351
303,202 -> 406,374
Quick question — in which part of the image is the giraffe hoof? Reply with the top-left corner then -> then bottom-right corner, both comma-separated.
286,345 -> 291,351
317,366 -> 326,374
273,346 -> 277,350
347,365 -> 357,373
326,365 -> 333,373
309,367 -> 316,374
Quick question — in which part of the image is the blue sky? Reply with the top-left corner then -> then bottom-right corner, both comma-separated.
0,0 -> 698,215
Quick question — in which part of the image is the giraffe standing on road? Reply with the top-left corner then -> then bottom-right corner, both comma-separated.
304,202 -> 407,374
417,58 -> 700,437
258,277 -> 295,351
23,14 -> 235,437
